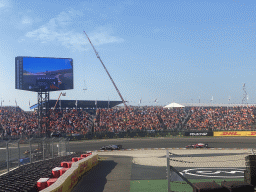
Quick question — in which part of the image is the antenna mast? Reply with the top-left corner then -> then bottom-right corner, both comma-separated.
83,31 -> 127,109
242,83 -> 248,105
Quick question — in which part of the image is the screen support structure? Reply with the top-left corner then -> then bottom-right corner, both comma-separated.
37,91 -> 50,137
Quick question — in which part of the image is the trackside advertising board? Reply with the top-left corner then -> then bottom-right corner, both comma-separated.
42,153 -> 98,192
184,132 -> 213,136
214,131 -> 256,136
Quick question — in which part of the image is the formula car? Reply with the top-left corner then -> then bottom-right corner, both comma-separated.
51,131 -> 62,137
185,143 -> 209,148
100,145 -> 122,150
23,148 -> 41,155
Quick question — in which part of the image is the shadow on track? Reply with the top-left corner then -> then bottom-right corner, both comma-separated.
72,159 -> 117,192
72,155 -> 132,192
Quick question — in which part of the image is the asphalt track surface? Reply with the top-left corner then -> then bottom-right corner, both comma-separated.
71,137 -> 256,192
68,137 -> 256,152
1,136 -> 256,161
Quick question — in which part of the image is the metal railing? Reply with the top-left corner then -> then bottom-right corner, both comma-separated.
1,136 -> 70,173
166,149 -> 251,192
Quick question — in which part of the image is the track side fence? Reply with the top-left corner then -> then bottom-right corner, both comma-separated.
1,137 -> 70,173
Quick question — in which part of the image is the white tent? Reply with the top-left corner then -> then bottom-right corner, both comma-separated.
164,102 -> 185,108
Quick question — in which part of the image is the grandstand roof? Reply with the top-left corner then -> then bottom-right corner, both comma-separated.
30,100 -> 123,110
180,103 -> 256,107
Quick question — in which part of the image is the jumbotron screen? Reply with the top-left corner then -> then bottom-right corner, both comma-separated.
15,56 -> 73,92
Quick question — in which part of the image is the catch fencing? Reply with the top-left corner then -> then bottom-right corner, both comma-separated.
166,149 -> 251,192
1,137 -> 70,173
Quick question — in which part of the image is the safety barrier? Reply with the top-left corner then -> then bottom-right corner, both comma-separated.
0,152 -> 83,192
184,131 -> 213,136
214,131 -> 256,136
40,152 -> 98,192
64,131 -> 184,141
2,137 -> 70,173
5,129 -> 256,142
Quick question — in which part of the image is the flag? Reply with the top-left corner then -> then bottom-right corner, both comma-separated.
75,100 -> 78,106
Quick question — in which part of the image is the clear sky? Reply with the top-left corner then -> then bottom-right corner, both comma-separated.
0,0 -> 255,111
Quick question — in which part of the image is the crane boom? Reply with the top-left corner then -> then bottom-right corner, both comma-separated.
53,92 -> 64,110
83,31 -> 127,109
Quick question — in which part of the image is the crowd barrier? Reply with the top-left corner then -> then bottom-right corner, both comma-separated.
41,152 -> 98,192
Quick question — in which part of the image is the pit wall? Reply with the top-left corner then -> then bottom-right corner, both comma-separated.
42,153 -> 98,192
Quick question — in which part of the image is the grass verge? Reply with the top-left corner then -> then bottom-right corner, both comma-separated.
130,178 -> 244,192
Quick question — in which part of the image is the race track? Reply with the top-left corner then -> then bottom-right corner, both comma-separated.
0,137 -> 255,165
69,137 -> 256,152
71,137 -> 255,192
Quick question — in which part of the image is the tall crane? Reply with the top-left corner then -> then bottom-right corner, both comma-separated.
53,92 -> 66,110
83,31 -> 127,109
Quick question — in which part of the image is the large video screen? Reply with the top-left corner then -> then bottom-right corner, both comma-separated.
15,57 -> 73,92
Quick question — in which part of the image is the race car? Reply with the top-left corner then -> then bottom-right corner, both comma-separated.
100,145 -> 122,150
23,148 -> 41,155
185,143 -> 209,148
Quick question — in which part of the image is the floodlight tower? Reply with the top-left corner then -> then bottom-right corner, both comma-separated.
83,31 -> 128,109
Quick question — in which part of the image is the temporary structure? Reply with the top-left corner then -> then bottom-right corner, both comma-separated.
164,102 -> 185,108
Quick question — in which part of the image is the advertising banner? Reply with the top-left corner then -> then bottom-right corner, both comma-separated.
214,131 -> 256,136
184,132 -> 213,136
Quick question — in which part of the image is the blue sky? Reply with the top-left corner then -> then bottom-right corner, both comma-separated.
0,0 -> 255,111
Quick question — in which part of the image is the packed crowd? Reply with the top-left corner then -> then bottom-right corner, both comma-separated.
0,107 -> 92,137
185,106 -> 256,130
0,105 -> 256,137
94,107 -> 186,132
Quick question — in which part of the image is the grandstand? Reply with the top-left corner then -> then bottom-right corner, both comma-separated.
0,103 -> 256,139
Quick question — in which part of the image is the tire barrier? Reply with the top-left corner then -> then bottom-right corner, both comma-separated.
0,152 -> 85,192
